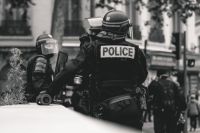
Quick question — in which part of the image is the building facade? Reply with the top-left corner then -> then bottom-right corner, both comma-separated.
0,0 -> 199,93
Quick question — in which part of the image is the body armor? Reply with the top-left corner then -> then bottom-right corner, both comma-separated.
26,55 -> 53,101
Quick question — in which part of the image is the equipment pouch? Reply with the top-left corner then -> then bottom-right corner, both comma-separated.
93,94 -> 138,118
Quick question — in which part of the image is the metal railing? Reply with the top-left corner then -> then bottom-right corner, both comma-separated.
0,20 -> 31,36
64,20 -> 85,36
148,27 -> 165,43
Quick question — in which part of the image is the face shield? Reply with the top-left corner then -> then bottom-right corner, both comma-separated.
41,39 -> 59,55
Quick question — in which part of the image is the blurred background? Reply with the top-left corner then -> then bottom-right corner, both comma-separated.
0,0 -> 200,98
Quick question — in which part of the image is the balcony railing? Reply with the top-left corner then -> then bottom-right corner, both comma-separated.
148,27 -> 165,43
64,20 -> 85,36
132,25 -> 142,40
0,20 -> 31,36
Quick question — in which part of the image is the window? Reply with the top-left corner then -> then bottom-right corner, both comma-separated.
148,13 -> 165,43
148,27 -> 165,43
64,0 -> 86,36
0,0 -> 31,36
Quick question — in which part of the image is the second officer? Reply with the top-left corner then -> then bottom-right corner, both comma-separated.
47,10 -> 148,130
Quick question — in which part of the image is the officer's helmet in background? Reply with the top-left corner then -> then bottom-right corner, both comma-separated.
86,17 -> 102,35
102,10 -> 131,35
36,34 -> 59,55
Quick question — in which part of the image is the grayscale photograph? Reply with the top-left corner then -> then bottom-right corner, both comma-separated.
0,0 -> 200,133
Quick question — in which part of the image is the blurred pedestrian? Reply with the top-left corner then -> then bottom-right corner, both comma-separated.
148,70 -> 186,133
143,86 -> 152,122
188,94 -> 200,132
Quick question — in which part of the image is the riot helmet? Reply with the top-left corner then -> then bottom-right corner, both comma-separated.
36,34 -> 59,55
102,10 -> 130,35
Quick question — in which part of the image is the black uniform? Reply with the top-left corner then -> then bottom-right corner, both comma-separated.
48,31 -> 147,129
26,55 -> 53,102
49,32 -> 147,96
148,76 -> 186,133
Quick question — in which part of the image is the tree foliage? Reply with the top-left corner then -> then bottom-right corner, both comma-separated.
0,48 -> 27,105
6,0 -> 35,21
135,0 -> 200,28
96,0 -> 126,10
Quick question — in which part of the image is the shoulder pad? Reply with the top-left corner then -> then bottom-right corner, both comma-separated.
79,33 -> 90,42
35,56 -> 47,64
33,56 -> 48,73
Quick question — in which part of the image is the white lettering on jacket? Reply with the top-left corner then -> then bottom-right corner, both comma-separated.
100,45 -> 135,59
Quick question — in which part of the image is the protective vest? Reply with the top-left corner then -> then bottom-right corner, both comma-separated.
94,40 -> 139,85
26,55 -> 53,93
89,40 -> 141,102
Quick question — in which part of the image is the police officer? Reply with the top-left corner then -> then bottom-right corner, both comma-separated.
47,10 -> 148,130
71,17 -> 103,113
26,34 -> 59,102
148,71 -> 186,133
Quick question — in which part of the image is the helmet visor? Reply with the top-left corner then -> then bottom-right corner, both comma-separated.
41,39 -> 59,55
87,17 -> 103,28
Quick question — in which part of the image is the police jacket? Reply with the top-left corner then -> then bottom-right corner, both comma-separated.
26,55 -> 53,95
48,31 -> 148,100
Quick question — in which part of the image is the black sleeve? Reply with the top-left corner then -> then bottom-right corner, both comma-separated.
136,47 -> 148,85
147,80 -> 157,107
48,43 -> 88,96
79,33 -> 90,46
148,80 -> 157,96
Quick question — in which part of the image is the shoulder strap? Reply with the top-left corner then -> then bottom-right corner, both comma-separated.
94,40 -> 99,79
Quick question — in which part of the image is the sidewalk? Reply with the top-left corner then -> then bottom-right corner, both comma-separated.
142,120 -> 200,133
187,120 -> 200,133
143,122 -> 154,133
188,129 -> 200,133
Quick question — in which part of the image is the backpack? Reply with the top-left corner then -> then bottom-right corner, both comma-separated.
157,79 -> 177,112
